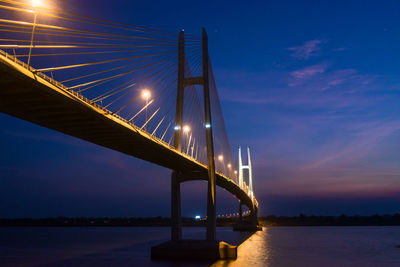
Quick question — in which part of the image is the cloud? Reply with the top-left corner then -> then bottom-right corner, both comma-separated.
288,39 -> 324,60
302,120 -> 400,170
289,63 -> 328,86
217,66 -> 382,111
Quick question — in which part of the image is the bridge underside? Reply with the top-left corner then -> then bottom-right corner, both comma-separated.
0,55 -> 256,212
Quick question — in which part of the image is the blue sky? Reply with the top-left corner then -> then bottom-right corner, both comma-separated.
1,0 -> 400,217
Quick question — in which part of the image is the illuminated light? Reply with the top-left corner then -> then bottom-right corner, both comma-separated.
218,154 -> 224,161
234,170 -> 238,175
195,215 -> 200,220
141,89 -> 151,100
227,163 -> 232,168
32,0 -> 42,7
205,123 -> 211,128
183,125 -> 191,133
174,125 -> 181,130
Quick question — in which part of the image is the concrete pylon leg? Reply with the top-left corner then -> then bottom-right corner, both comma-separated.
239,201 -> 243,222
250,207 -> 259,225
171,171 -> 181,241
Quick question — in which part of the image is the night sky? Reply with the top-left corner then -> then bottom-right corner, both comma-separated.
1,0 -> 400,218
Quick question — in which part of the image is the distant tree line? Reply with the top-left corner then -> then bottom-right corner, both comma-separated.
1,214 -> 400,226
0,217 -> 193,227
259,213 -> 400,226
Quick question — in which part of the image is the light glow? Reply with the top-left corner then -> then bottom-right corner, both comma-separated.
218,154 -> 224,161
32,0 -> 42,7
141,89 -> 151,100
195,215 -> 200,220
183,125 -> 190,133
205,123 -> 211,128
227,163 -> 232,168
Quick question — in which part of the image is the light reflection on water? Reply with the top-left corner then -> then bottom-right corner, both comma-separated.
214,226 -> 400,267
213,230 -> 270,267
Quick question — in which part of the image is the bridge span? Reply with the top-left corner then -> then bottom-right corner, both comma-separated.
0,49 -> 258,216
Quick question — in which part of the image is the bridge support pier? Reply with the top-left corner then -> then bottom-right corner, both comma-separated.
239,201 -> 243,222
171,171 -> 182,241
233,206 -> 262,232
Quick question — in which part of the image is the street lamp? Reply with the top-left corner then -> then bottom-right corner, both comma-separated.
182,125 -> 191,154
217,154 -> 226,175
28,0 -> 43,68
32,0 -> 42,7
191,138 -> 195,157
141,89 -> 151,131
183,125 -> 190,133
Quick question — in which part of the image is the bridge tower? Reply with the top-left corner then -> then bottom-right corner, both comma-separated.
170,29 -> 217,242
238,146 -> 254,198
235,146 -> 261,231
152,28 -> 234,260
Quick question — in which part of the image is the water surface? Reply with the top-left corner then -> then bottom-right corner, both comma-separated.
1,226 -> 400,266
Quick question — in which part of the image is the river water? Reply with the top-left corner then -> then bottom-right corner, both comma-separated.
1,226 -> 400,266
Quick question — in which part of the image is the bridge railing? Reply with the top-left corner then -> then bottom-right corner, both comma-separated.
0,49 -> 175,149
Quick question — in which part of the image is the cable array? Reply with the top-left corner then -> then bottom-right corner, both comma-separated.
208,60 -> 237,183
0,0 -> 237,183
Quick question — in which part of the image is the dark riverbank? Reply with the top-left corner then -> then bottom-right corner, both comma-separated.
259,214 -> 400,226
2,214 -> 400,227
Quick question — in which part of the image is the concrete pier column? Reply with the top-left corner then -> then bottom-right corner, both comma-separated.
171,171 -> 182,241
170,30 -> 185,241
239,201 -> 243,222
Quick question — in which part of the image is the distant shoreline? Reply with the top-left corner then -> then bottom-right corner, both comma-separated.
259,214 -> 400,226
1,214 -> 400,227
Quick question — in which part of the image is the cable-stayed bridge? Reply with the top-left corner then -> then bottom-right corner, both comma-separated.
0,0 -> 260,258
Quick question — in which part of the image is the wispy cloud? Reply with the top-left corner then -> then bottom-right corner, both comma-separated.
246,114 -> 400,199
302,120 -> 400,169
217,65 -> 381,111
288,39 -> 324,60
289,67 -> 375,91
289,63 -> 328,86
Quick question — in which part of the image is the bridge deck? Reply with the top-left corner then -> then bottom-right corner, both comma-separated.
0,51 -> 256,210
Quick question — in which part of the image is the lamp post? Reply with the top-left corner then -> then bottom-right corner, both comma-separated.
28,0 -> 42,68
218,154 -> 225,174
190,138 -> 195,158
141,89 -> 151,131
183,124 -> 190,154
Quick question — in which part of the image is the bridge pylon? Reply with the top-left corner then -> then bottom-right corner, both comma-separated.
151,29 -> 236,260
234,146 -> 262,231
169,30 -> 185,242
168,28 -> 217,242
